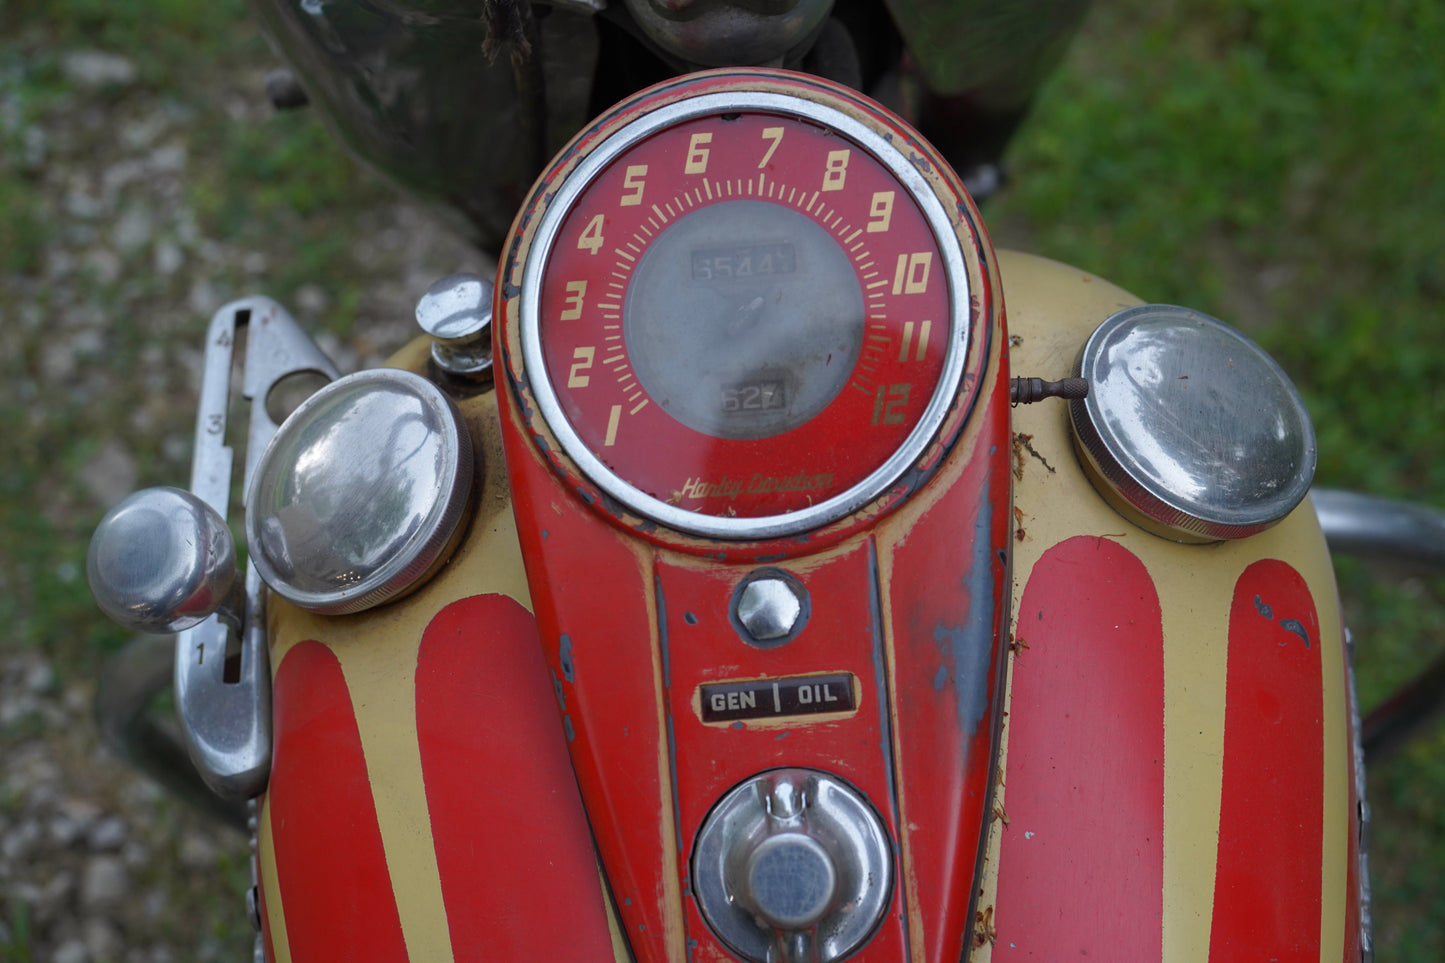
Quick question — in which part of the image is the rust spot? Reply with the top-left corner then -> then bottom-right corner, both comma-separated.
973,906 -> 997,947
1015,527 -> 1026,541
1013,431 -> 1058,476
1008,333 -> 1023,347
992,802 -> 1009,825
1011,430 -> 1034,480
1009,635 -> 1030,656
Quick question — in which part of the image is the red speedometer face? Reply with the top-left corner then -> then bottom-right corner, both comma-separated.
517,84 -> 971,539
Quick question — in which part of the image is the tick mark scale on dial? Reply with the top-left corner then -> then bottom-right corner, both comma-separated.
603,405 -> 621,447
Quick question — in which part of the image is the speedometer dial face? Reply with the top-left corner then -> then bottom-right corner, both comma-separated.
515,81 -> 975,539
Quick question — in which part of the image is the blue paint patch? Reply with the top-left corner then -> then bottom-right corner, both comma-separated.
933,664 -> 949,691
1279,617 -> 1311,648
938,478 -> 998,738
540,529 -> 549,541
1254,594 -> 1274,620
563,715 -> 575,742
550,669 -> 567,711
684,611 -> 698,626
775,730 -> 790,741
732,721 -> 744,730
624,897 -> 632,906
559,633 -> 575,683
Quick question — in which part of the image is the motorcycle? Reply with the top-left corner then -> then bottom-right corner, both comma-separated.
83,1 -> 1442,959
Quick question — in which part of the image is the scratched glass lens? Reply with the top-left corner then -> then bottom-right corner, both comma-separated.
625,200 -> 864,440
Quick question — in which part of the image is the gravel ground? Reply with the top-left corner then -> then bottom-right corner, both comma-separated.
2,33 -> 478,961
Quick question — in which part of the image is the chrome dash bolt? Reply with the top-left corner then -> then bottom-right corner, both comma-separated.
415,272 -> 494,379
735,574 -> 805,644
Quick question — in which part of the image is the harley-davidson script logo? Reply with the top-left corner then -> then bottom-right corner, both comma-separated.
677,472 -> 836,501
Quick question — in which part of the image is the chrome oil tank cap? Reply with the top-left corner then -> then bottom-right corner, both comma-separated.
246,368 -> 473,614
692,768 -> 891,963
1070,304 -> 1316,542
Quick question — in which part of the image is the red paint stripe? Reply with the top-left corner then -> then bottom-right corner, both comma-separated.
996,536 -> 1165,959
269,640 -> 408,962
1209,559 -> 1323,960
415,595 -> 616,960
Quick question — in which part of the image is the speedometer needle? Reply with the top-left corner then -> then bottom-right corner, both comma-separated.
728,295 -> 766,334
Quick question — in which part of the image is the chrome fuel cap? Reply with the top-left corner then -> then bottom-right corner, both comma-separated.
1070,304 -> 1316,542
692,769 -> 891,963
246,368 -> 473,614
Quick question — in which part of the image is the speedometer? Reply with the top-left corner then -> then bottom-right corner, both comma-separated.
498,70 -> 994,540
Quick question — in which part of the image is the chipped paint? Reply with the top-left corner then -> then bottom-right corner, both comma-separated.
559,632 -> 576,682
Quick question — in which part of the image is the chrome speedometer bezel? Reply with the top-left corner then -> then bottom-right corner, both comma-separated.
518,88 -> 972,541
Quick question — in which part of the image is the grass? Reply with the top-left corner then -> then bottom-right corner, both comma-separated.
1,0 -> 1440,958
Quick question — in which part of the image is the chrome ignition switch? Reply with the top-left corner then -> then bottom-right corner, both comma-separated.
693,769 -> 891,963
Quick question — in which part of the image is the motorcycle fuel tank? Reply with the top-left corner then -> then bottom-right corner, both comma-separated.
494,69 -> 1010,962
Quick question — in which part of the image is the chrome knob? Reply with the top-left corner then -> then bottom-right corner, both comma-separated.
693,769 -> 892,963
415,272 -> 494,378
87,487 -> 238,633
